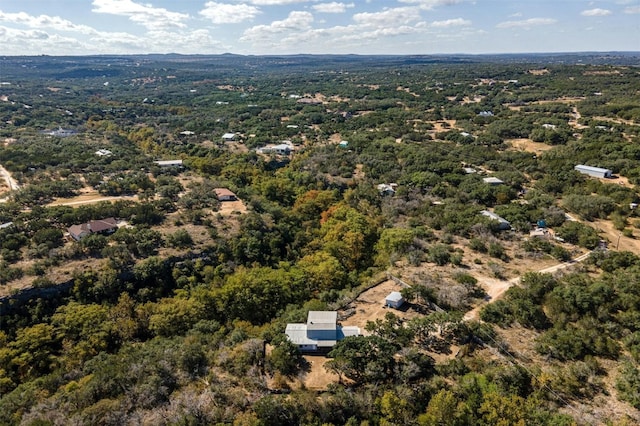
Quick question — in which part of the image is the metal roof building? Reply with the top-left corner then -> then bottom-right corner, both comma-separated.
574,164 -> 612,179
285,311 -> 360,352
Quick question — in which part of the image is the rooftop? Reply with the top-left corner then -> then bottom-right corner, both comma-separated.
575,164 -> 612,173
483,177 -> 504,185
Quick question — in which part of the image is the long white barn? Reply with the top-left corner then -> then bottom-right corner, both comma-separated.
574,164 -> 612,179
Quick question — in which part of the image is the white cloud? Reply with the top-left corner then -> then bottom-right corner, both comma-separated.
312,2 -> 355,14
431,18 -> 471,28
240,6 -> 430,52
0,24 -> 147,55
0,11 -> 97,34
199,2 -> 261,24
242,0 -> 313,5
141,29 -> 228,53
241,11 -> 313,42
581,8 -> 612,17
353,7 -> 423,27
397,0 -> 462,10
496,18 -> 557,29
91,0 -> 190,30
624,6 -> 640,14
0,5 -> 230,55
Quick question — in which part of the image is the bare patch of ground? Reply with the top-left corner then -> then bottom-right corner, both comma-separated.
340,279 -> 424,332
0,181 -> 8,198
0,164 -> 20,192
49,191 -> 138,207
433,120 -> 457,131
592,116 -> 639,127
593,219 -> 640,254
329,133 -> 343,144
216,200 -> 248,216
297,355 -> 342,390
461,96 -> 483,104
529,69 -> 550,75
0,257 -> 108,298
397,86 -> 420,97
583,70 -> 621,76
463,276 -> 517,321
506,138 -> 554,155
534,97 -> 584,105
353,164 -> 365,180
220,140 -> 249,154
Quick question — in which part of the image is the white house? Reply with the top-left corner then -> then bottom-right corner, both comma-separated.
285,311 -> 360,352
385,291 -> 405,309
95,149 -> 112,157
257,143 -> 293,156
574,164 -> 612,179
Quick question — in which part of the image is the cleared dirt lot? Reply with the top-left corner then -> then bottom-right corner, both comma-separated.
339,279 -> 422,332
506,138 -> 554,155
217,199 -> 248,215
298,356 -> 342,390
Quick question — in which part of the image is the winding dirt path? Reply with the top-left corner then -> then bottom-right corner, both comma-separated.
463,251 -> 592,321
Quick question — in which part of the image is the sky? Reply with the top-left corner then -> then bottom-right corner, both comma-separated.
0,0 -> 637,56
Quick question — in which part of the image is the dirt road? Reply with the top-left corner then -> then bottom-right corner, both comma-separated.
463,251 -> 592,321
0,164 -> 20,202
0,165 -> 19,191
48,194 -> 138,207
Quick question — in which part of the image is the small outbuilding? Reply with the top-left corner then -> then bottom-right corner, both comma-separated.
385,291 -> 405,309
222,133 -> 236,142
214,188 -> 237,201
574,164 -> 612,179
483,177 -> 504,185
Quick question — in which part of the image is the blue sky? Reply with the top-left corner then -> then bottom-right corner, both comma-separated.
0,0 -> 637,55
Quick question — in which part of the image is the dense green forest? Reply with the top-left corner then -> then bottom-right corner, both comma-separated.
0,54 -> 639,424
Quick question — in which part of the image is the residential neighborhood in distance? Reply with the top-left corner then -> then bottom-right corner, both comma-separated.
0,52 -> 639,424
